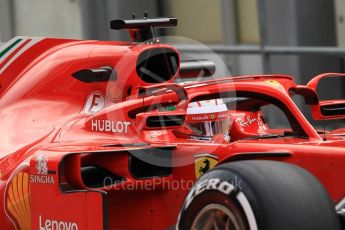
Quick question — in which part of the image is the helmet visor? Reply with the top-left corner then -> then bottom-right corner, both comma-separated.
186,119 -> 230,137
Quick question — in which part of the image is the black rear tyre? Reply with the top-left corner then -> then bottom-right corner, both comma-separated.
177,160 -> 341,230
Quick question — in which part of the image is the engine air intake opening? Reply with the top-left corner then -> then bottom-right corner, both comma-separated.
137,48 -> 179,83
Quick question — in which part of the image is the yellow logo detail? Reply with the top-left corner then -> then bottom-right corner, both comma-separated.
265,80 -> 281,87
195,155 -> 218,179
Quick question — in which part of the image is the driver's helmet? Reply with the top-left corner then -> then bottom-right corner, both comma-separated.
177,99 -> 231,139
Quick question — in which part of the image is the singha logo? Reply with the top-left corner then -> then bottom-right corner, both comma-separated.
30,154 -> 54,184
36,154 -> 48,175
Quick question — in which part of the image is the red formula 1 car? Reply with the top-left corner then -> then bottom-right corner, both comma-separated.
1,16 -> 345,230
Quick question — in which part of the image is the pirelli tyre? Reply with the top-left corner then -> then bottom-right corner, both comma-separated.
177,160 -> 341,230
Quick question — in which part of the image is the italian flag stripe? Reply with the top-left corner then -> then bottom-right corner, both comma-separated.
0,39 -> 32,71
0,38 -> 23,59
0,37 -> 44,74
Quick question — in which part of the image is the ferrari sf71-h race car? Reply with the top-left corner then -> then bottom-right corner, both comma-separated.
0,15 -> 345,230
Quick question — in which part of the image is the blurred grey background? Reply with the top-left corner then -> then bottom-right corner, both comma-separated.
0,0 -> 344,127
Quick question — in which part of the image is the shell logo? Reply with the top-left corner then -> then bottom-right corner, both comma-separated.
5,170 -> 31,230
108,85 -> 123,100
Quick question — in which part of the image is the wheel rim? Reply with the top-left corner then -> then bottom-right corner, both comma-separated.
191,203 -> 242,230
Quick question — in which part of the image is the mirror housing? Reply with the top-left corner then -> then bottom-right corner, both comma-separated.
307,73 -> 345,120
290,85 -> 319,105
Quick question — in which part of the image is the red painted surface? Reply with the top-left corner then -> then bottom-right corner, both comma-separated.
0,36 -> 344,230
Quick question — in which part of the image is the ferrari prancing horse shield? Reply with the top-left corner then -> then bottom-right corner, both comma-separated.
194,154 -> 219,179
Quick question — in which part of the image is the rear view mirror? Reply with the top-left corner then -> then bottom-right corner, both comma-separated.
307,73 -> 345,120
320,102 -> 345,116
